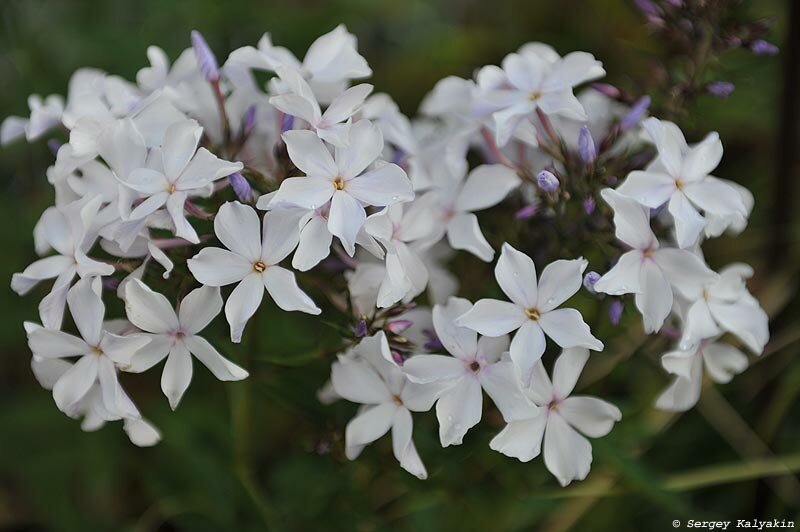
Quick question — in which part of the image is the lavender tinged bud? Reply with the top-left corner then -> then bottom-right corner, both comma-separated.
391,350 -> 407,366
620,96 -> 651,131
608,300 -> 623,325
190,30 -> 219,82
281,113 -> 294,133
386,319 -> 413,334
229,172 -> 253,202
583,196 -> 596,214
634,0 -> 662,16
592,83 -> 621,99
583,271 -> 601,293
536,170 -> 559,193
578,126 -> 597,164
706,81 -> 735,99
750,39 -> 779,56
354,319 -> 368,338
515,203 -> 539,219
422,329 -> 443,351
243,105 -> 257,136
102,278 -> 120,291
47,139 -> 62,156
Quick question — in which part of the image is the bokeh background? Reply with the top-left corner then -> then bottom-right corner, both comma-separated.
1,0 -> 798,530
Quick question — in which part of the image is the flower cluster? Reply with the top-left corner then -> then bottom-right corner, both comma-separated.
6,25 -> 768,486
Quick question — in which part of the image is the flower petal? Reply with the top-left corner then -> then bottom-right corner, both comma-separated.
495,243 -> 538,307
334,119 -> 383,179
184,335 -> 248,381
559,396 -> 621,438
543,413 -> 593,486
455,298 -> 526,336
551,347 -> 590,398
282,129 -> 337,178
188,247 -> 253,287
124,278 -> 179,334
345,163 -> 414,206
510,320 -> 546,386
391,407 -> 427,479
634,259 -> 673,333
538,308 -> 603,351
453,164 -> 521,212
224,273 -> 265,343
402,354 -> 466,384
345,402 -> 396,448
53,355 -> 98,415
178,285 -> 223,335
214,201 -> 263,261
435,376 -> 483,446
331,357 -> 392,404
262,266 -> 321,314
432,296 -> 477,360
536,258 -> 587,312
489,413 -> 547,462
161,342 -> 193,410
446,213 -> 494,262
328,190 -> 366,255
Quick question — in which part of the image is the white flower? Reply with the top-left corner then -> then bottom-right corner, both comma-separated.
594,189 -> 717,333
475,44 -> 605,146
269,65 -> 372,147
1,94 -> 65,145
422,164 -> 521,262
616,118 -> 748,248
364,201 -> 435,308
490,348 -> 621,486
188,201 -> 320,343
678,263 -> 769,354
269,120 -> 414,254
456,243 -> 603,385
401,297 -> 531,446
225,24 -> 371,102
330,333 -> 439,479
12,195 -> 114,329
109,118 -> 243,243
30,352 -> 161,446
123,278 -> 248,409
655,338 -> 748,412
25,278 -> 149,419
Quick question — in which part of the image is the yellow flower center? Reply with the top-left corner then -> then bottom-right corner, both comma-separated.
333,177 -> 345,191
253,260 -> 267,273
525,308 -> 540,320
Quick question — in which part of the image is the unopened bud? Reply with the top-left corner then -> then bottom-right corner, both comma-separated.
386,319 -> 413,334
229,172 -> 253,202
706,81 -> 734,99
190,30 -> 220,82
354,319 -> 368,338
608,300 -> 623,325
578,126 -> 596,164
620,96 -> 651,131
583,271 -> 601,293
750,39 -> 779,56
536,170 -> 559,193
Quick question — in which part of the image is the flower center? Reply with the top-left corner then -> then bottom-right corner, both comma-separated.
525,308 -> 540,321
333,177 -> 345,190
468,360 -> 481,373
253,260 -> 267,273
675,178 -> 684,190
392,394 -> 403,406
166,183 -> 177,194
90,345 -> 104,356
529,91 -> 542,101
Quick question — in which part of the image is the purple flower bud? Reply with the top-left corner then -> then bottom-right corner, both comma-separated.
608,300 -> 623,325
606,175 -> 618,186
386,319 -> 413,334
536,170 -> 559,193
706,81 -> 735,99
620,96 -> 651,131
515,203 -> 539,220
591,83 -> 621,99
190,30 -> 219,82
354,319 -> 368,338
750,39 -> 779,56
422,329 -> 443,351
229,172 -> 253,202
391,350 -> 407,366
243,105 -> 257,136
583,196 -> 596,215
47,139 -> 62,156
102,278 -> 120,291
634,0 -> 662,16
583,271 -> 601,293
280,113 -> 294,133
578,126 -> 597,164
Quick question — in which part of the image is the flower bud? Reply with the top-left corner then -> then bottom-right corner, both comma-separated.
280,113 -> 294,133
515,203 -> 539,220
620,96 -> 650,131
229,172 -> 253,202
536,170 -> 559,193
591,83 -> 621,99
386,319 -> 413,334
190,30 -> 220,82
608,300 -> 623,325
583,196 -> 596,215
706,81 -> 734,99
578,126 -> 596,164
583,271 -> 601,293
243,105 -> 257,136
354,319 -> 368,338
750,39 -> 779,56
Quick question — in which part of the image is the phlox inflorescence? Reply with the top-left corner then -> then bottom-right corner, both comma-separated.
6,24 -> 768,486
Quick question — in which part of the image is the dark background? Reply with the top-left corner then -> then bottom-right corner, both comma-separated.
1,1 -> 798,530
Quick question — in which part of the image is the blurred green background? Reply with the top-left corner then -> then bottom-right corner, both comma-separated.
1,0 -> 798,530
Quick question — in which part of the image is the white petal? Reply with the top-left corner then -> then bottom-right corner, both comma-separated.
321,83 -> 373,124
345,402 -> 396,447
123,418 -> 161,447
166,192 -> 199,244
542,51 -> 605,91
509,320 -> 546,386
543,413 -> 593,486
126,334 -> 171,373
652,248 -> 716,299
435,376 -> 483,446
536,258 -> 587,312
28,327 -> 89,359
537,89 -> 587,121
188,247 -> 253,287
331,357 -> 392,404
53,355 -> 98,414
214,201 -> 263,261
11,255 -> 74,295
328,190 -> 366,255
681,132 -> 722,182
97,356 -> 139,419
124,278 -> 179,334
269,93 -> 318,124
391,407 -> 427,479
345,164 -> 414,206
616,171 -> 675,209
495,243 -> 538,307
184,335 -> 248,381
292,215 -> 333,271
708,299 -> 769,354
593,251 -> 643,296
634,259 -> 673,333
224,274 -> 265,343
67,277 -> 105,346
453,164 -> 521,212
479,360 -> 536,422
261,209 -> 302,265
262,266 -> 321,314
432,297 -> 477,360
178,285 -> 223,335
538,309 -> 603,351
668,192 -> 706,249
334,119 -> 383,179
446,213 -> 494,262
702,342 -> 748,383
600,188 -> 656,250
551,347 -> 590,398
680,300 -> 721,349
489,413 -> 547,462
176,148 -> 242,189
161,343 -> 193,410
402,354 -> 465,384
642,117 -> 685,177
162,119 -> 202,179
455,298 -> 526,336
559,396 -> 621,438
282,129 -> 337,178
